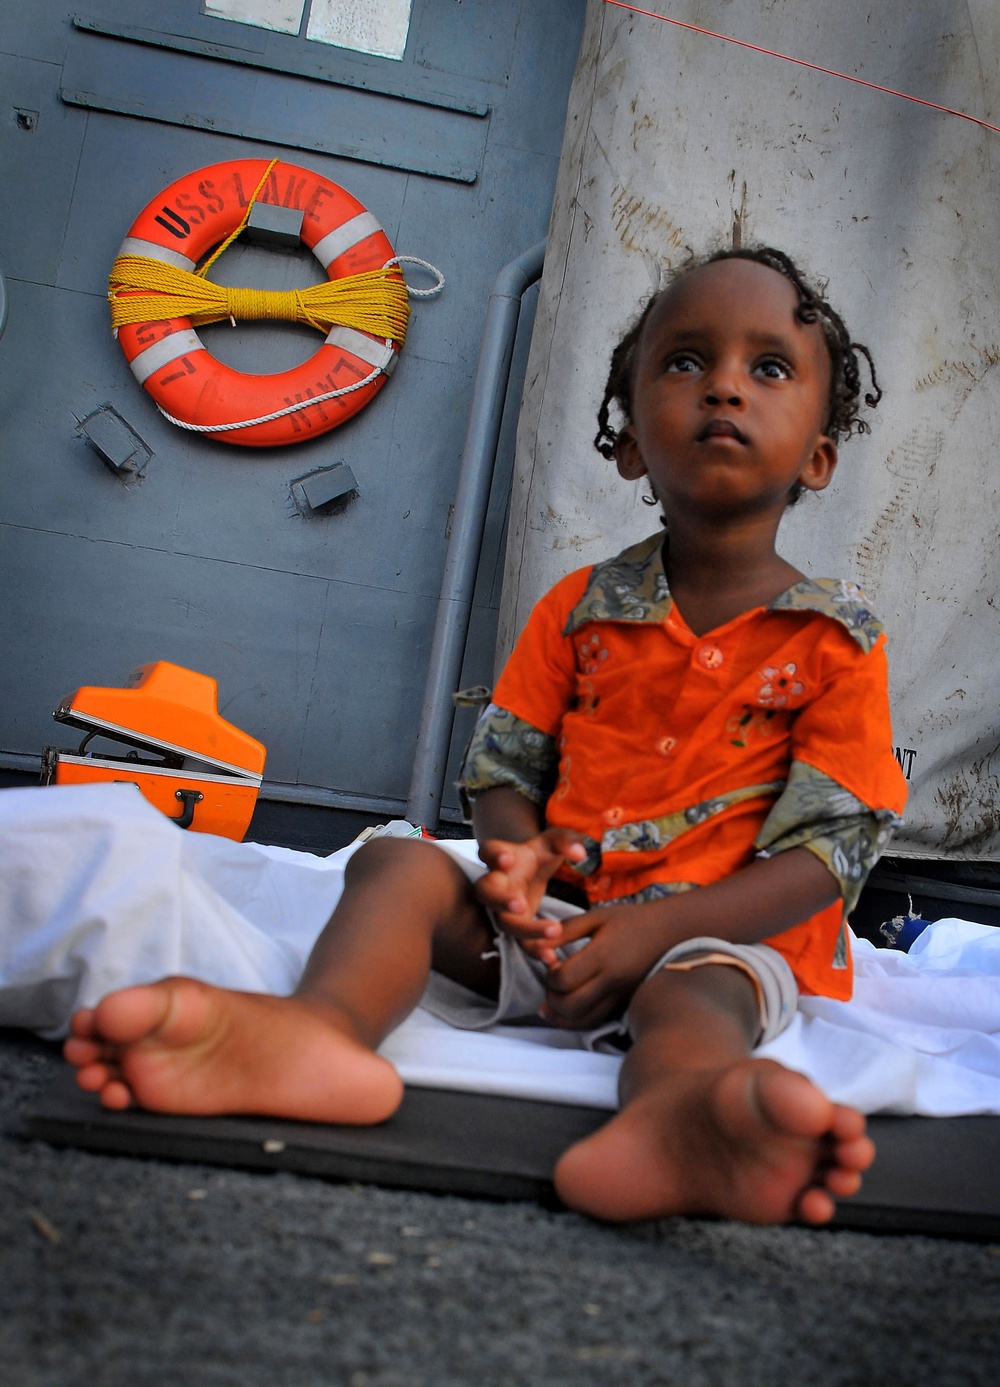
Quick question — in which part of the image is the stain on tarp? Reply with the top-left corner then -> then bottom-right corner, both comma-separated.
935,749 -> 1000,853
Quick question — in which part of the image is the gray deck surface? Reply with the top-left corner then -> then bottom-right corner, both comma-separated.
4,1029 -> 999,1387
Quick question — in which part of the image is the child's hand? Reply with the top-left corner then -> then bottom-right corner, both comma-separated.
538,905 -> 677,1030
475,828 -> 587,949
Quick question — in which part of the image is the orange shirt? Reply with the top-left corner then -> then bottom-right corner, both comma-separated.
478,534 -> 908,999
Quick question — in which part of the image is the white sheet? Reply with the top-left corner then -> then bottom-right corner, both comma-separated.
2,784 -> 999,1116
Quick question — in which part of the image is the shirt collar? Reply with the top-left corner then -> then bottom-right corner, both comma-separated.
563,532 -> 885,653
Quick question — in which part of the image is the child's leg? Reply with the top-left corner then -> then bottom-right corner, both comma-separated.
553,962 -> 874,1226
64,838 -> 496,1122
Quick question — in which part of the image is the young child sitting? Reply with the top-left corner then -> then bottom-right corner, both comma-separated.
65,246 -> 908,1227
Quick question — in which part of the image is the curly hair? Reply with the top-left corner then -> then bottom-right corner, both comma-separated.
593,246 -> 882,479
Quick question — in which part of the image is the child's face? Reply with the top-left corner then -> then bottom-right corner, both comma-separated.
616,258 -> 838,521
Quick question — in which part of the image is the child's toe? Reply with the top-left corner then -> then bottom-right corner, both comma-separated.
73,1060 -> 114,1092
69,1007 -> 97,1039
836,1132 -> 875,1172
99,1079 -> 135,1110
823,1165 -> 864,1199
797,1185 -> 836,1226
63,1036 -> 103,1067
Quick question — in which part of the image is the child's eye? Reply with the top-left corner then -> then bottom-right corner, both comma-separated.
665,352 -> 701,373
756,358 -> 791,380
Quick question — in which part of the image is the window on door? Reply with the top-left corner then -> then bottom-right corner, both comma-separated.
203,0 -> 413,60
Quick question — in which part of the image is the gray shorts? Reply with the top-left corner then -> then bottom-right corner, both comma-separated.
419,840 -> 798,1050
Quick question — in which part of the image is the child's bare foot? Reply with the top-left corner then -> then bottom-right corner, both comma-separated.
63,979 -> 403,1124
553,1058 -> 874,1225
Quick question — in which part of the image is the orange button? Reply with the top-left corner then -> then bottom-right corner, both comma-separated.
697,644 -> 724,670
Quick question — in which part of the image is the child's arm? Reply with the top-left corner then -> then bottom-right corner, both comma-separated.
539,846 -> 839,1029
472,787 -> 587,945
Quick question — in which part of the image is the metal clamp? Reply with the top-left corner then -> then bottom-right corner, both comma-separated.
171,788 -> 204,829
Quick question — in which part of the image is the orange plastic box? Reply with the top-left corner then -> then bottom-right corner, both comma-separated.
41,662 -> 266,840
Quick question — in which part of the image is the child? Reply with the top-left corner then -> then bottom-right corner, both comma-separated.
65,247 -> 908,1226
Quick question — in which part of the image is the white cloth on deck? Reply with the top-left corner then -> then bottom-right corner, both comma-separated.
1,784 -> 999,1116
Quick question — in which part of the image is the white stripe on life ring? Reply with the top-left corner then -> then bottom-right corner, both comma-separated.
128,328 -> 205,386
324,326 -> 397,375
312,212 -> 384,272
117,236 -> 198,272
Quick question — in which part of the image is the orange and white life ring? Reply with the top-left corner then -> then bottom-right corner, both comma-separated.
111,159 -> 422,447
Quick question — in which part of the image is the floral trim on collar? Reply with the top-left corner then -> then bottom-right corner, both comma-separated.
562,533 -> 671,633
768,578 -> 884,653
563,533 -> 884,653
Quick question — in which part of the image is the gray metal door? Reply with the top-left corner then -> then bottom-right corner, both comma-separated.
0,0 -> 586,831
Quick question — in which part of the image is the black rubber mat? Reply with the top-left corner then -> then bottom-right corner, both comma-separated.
24,1067 -> 1000,1239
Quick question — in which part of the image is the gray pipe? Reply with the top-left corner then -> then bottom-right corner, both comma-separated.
405,239 -> 546,828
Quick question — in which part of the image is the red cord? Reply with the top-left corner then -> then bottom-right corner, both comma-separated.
603,1 -> 1000,136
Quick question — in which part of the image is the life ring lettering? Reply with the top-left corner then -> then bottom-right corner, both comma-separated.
110,159 -> 409,448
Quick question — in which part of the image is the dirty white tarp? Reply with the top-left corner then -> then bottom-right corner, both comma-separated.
501,0 -> 1000,858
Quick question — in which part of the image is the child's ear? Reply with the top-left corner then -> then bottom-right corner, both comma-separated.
798,435 -> 838,494
615,426 -> 648,482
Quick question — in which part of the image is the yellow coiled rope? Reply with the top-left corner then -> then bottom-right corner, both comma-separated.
108,256 -> 410,341
108,155 -> 409,343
